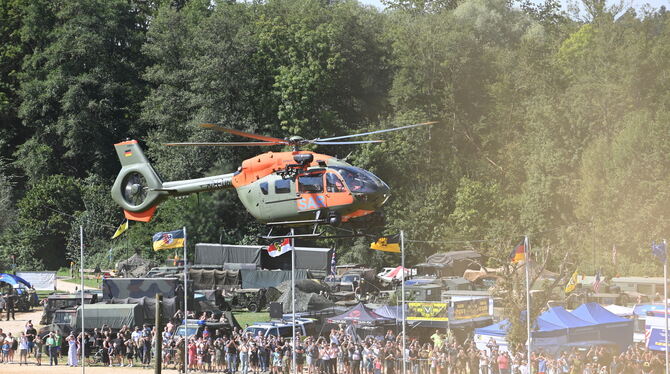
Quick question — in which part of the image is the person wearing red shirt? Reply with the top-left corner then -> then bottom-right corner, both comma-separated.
497,352 -> 510,374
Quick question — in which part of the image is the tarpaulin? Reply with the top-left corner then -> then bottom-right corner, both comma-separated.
189,269 -> 240,290
107,296 -> 177,322
194,243 -> 332,271
16,271 -> 55,290
261,247 -> 332,271
240,269 -> 308,289
75,303 -> 144,330
195,244 -> 261,266
102,278 -> 179,300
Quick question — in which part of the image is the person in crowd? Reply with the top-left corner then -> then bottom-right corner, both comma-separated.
46,332 -> 58,366
66,332 -> 79,367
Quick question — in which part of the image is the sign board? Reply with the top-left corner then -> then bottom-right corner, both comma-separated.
453,297 -> 489,320
407,302 -> 448,321
647,327 -> 669,351
16,271 -> 56,291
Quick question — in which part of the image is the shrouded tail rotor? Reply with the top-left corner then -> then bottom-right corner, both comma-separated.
111,140 -> 167,222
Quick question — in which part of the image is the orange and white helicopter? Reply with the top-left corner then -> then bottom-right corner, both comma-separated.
111,122 -> 435,238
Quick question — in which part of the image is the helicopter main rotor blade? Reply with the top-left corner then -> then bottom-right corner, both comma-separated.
164,141 -> 285,146
316,121 -> 437,142
311,140 -> 384,145
200,123 -> 288,144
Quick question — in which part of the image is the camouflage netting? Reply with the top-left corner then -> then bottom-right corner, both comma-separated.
278,287 -> 333,313
275,279 -> 331,295
116,254 -> 158,278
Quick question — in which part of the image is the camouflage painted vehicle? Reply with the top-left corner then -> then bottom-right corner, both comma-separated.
40,293 -> 97,325
222,288 -> 267,312
102,278 -> 180,300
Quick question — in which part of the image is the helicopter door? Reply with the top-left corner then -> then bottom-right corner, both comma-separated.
296,172 -> 326,212
324,171 -> 354,208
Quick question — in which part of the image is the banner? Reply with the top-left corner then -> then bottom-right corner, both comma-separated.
407,302 -> 448,321
16,271 -> 56,290
647,328 -> 668,351
453,297 -> 489,320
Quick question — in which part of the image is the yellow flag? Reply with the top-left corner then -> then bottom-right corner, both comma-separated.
370,237 -> 401,253
564,270 -> 579,294
111,220 -> 129,239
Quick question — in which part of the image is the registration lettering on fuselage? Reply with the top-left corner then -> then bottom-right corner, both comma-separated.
297,195 -> 326,211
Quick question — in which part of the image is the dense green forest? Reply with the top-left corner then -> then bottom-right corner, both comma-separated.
1,0 -> 669,277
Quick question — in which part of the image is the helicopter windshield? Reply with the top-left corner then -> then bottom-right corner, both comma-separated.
330,166 -> 389,194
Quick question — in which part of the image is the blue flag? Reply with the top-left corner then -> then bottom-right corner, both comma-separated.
652,241 -> 667,263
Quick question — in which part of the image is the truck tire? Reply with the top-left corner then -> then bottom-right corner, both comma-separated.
247,303 -> 258,313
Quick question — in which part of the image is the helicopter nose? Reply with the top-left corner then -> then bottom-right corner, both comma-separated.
370,181 -> 390,207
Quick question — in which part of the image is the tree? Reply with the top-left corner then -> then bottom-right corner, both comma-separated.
12,175 -> 82,269
17,0 -> 147,183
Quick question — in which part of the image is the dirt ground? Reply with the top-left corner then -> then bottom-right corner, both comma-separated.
0,276 -> 98,336
0,308 -> 44,336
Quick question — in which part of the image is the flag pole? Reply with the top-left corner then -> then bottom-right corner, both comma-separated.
183,226 -> 188,374
664,239 -> 668,374
525,235 -> 531,374
291,229 -> 296,374
401,230 -> 406,374
80,225 -> 85,374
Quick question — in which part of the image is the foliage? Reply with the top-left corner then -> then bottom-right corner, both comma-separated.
0,1 -> 668,341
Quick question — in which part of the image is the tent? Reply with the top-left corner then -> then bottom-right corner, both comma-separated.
0,273 -> 31,288
327,303 -> 393,325
474,319 -> 511,352
536,306 -> 600,345
373,305 -> 406,321
278,288 -> 333,313
603,304 -> 634,317
571,302 -> 633,351
378,266 -> 412,283
415,250 -> 483,277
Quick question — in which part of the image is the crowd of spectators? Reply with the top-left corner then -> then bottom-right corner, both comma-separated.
0,315 -> 666,374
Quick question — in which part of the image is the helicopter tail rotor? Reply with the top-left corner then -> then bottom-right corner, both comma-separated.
111,140 -> 167,222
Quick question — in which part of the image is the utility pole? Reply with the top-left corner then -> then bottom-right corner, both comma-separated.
155,293 -> 163,374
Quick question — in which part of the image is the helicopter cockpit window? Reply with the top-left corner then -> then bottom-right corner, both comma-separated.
275,179 -> 291,194
326,173 -> 346,193
299,173 -> 324,193
330,166 -> 388,194
260,182 -> 268,195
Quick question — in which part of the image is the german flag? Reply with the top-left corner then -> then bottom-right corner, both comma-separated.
509,238 -> 526,263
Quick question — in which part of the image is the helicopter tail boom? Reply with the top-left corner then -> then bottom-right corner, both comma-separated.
111,140 -> 237,222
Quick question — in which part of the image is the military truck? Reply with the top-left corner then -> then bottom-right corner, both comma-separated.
222,288 -> 268,312
40,293 -> 97,325
39,303 -> 144,339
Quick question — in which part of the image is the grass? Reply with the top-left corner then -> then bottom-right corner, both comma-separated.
61,276 -> 102,289
233,311 -> 270,328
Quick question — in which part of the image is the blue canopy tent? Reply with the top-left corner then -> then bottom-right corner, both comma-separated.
0,273 -> 31,289
572,302 -> 633,352
474,319 -> 511,352
537,306 -> 600,344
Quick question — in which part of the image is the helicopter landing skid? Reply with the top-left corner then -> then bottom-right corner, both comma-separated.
261,217 -> 324,240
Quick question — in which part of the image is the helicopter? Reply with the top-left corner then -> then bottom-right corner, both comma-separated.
111,122 -> 435,238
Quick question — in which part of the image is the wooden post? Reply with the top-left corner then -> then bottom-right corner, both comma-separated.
155,293 -> 163,374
